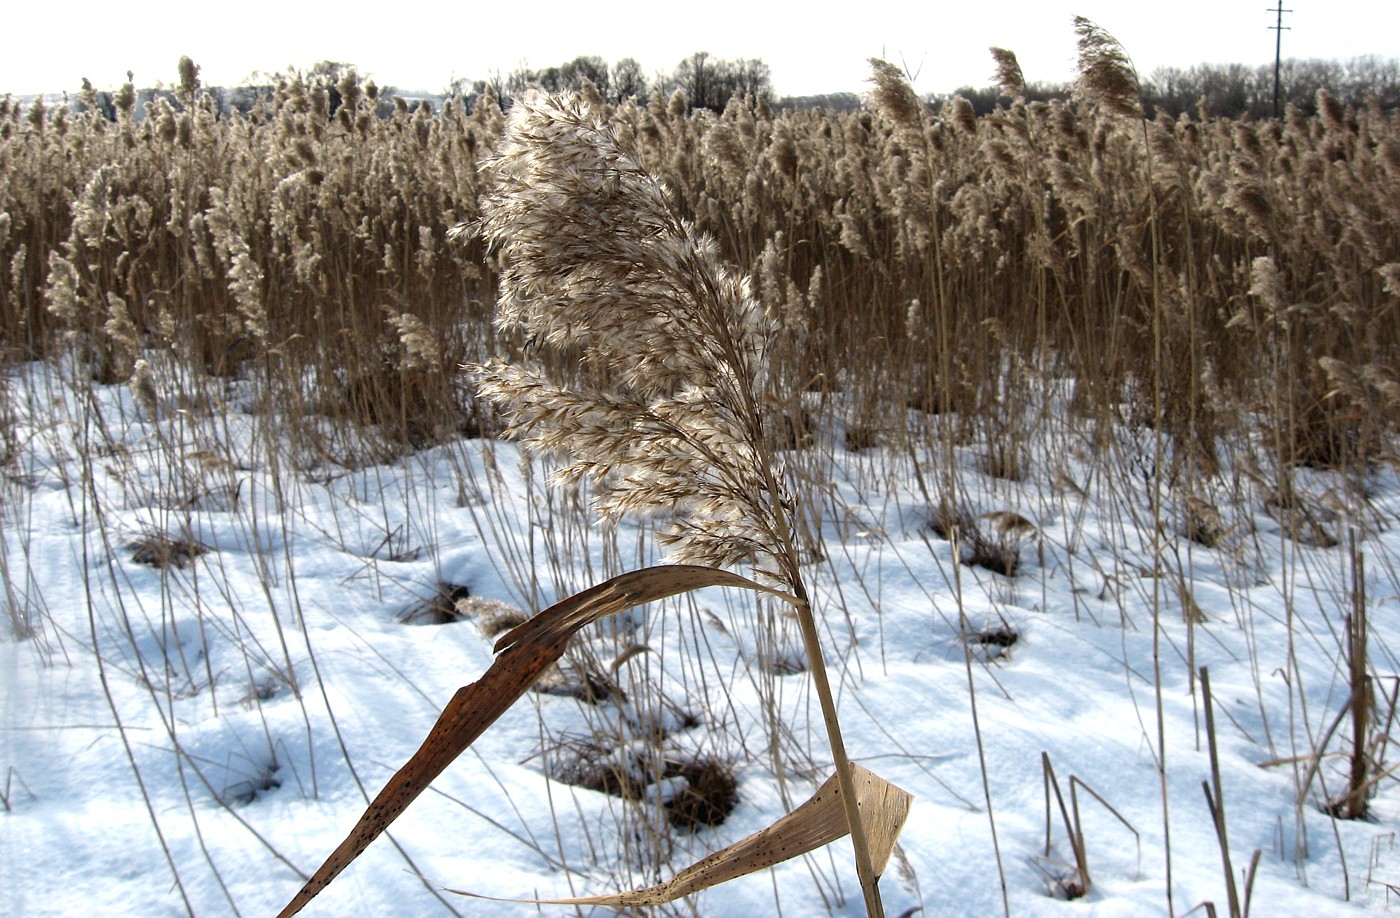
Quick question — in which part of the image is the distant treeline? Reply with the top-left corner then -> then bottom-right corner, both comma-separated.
27,52 -> 1400,122
945,55 -> 1400,118
461,52 -> 773,113
48,53 -> 778,120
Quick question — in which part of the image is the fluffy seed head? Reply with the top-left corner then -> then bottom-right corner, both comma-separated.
468,91 -> 792,572
867,58 -> 925,150
1073,17 -> 1142,118
177,56 -> 201,103
989,47 -> 1026,99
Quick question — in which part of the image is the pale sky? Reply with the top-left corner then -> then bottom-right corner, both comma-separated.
4,1 -> 1395,99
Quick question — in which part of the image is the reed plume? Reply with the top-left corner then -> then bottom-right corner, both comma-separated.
466,91 -> 792,573
1073,16 -> 1142,118
867,58 -> 926,151
464,89 -> 893,916
990,47 -> 1026,100
277,91 -> 904,918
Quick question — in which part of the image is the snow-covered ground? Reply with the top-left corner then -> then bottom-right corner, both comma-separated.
2,358 -> 1398,916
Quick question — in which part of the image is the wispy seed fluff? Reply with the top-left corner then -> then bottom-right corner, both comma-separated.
867,58 -> 926,151
464,91 -> 792,572
989,47 -> 1026,100
1249,255 -> 1287,315
1073,17 -> 1142,119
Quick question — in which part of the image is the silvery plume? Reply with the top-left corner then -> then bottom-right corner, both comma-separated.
461,91 -> 799,578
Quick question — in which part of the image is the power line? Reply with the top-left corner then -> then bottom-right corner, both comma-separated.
1268,2 -> 1293,118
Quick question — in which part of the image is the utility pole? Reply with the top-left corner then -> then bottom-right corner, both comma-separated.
1268,3 -> 1292,118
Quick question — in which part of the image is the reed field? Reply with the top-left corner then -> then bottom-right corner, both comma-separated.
3,25 -> 1400,916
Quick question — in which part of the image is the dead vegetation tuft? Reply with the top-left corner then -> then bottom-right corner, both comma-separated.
929,504 -> 1028,577
128,531 -> 209,570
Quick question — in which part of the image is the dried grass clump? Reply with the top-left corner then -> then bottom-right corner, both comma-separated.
927,503 -> 971,543
401,586 -> 529,634
664,756 -> 741,830
966,621 -> 1019,661
759,647 -> 808,677
128,530 -> 209,570
533,660 -> 625,705
549,742 -> 738,831
1182,495 -> 1227,548
399,582 -> 474,625
928,504 -> 1026,577
551,737 -> 652,800
468,598 -> 531,637
844,423 -> 882,453
1262,492 -> 1338,549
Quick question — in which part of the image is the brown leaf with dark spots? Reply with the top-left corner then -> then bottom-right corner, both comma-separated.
277,565 -> 794,917
449,764 -> 914,907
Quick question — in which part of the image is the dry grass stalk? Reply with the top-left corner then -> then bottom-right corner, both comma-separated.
1336,542 -> 1374,821
1200,667 -> 1261,917
867,58 -> 926,152
466,91 -> 895,915
1038,751 -> 1141,901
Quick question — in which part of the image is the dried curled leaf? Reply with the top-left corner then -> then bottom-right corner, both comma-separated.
277,565 -> 796,918
450,764 -> 914,907
493,564 -> 794,654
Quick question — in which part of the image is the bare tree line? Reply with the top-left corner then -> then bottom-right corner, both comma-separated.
34,51 -> 1400,125
945,54 -> 1400,118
